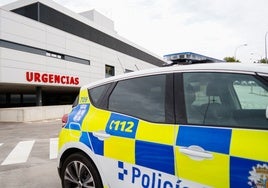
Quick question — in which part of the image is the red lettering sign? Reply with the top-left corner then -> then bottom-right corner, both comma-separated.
26,71 -> 80,85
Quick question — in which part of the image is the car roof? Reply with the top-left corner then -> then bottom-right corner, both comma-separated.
82,63 -> 268,89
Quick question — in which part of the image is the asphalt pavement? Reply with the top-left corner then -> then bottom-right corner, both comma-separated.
0,119 -> 62,188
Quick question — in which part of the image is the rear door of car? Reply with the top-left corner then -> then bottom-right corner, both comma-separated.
174,71 -> 268,188
90,73 -> 180,188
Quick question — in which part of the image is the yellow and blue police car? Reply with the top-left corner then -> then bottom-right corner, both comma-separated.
58,63 -> 268,188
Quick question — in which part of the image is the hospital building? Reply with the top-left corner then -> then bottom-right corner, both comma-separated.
0,0 -> 164,111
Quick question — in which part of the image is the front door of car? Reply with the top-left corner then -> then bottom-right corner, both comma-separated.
94,74 -> 180,187
175,72 -> 268,188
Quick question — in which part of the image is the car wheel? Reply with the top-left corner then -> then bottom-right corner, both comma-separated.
60,152 -> 103,188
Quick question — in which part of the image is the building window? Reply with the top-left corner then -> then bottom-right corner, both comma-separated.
105,65 -> 115,78
12,3 -> 39,21
10,94 -> 21,104
0,95 -> 6,104
0,39 -> 90,66
65,55 -> 90,65
46,51 -> 63,59
124,69 -> 134,73
23,94 -> 36,105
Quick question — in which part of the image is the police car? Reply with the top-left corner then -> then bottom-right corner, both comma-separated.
57,63 -> 268,188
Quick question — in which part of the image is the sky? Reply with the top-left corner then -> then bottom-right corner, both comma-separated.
1,0 -> 268,63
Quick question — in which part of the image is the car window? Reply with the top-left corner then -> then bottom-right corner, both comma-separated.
183,72 -> 268,129
108,74 -> 166,123
72,95 -> 79,107
89,84 -> 111,106
233,79 -> 267,109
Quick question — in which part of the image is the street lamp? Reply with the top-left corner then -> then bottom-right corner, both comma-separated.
265,32 -> 268,63
234,43 -> 247,60
251,52 -> 262,63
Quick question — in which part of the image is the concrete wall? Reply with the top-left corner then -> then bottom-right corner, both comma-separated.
0,105 -> 72,122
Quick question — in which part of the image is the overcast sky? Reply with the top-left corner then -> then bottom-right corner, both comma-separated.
1,0 -> 268,63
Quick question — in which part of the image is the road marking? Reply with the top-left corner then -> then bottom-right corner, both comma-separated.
0,143 -> 3,147
1,140 -> 35,165
49,138 -> 58,159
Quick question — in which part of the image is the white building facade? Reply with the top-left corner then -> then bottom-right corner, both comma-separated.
0,0 -> 164,108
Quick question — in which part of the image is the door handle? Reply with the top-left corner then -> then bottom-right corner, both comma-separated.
93,130 -> 111,141
179,145 -> 213,161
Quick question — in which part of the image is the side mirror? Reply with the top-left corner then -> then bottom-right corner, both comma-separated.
266,106 -> 268,119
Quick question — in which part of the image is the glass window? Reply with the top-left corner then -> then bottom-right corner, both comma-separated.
105,65 -> 115,78
0,95 -> 6,104
46,51 -> 63,59
233,79 -> 267,109
179,55 -> 185,59
72,95 -> 79,108
12,3 -> 39,21
124,69 -> 133,73
65,55 -> 90,65
183,72 -> 268,129
10,94 -> 21,104
89,84 -> 110,105
108,75 -> 166,123
23,94 -> 36,104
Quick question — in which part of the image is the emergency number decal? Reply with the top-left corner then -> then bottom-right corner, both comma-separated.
105,113 -> 139,138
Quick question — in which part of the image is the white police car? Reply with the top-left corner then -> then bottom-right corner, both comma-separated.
58,63 -> 268,188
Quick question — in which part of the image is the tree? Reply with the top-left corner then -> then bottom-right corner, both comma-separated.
223,56 -> 240,62
258,58 -> 268,64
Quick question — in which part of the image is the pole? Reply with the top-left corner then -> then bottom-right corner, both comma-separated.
234,44 -> 247,60
265,32 -> 268,63
36,86 -> 42,106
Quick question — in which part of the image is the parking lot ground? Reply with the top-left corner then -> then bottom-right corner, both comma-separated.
0,120 -> 62,188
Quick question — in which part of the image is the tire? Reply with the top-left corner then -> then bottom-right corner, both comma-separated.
60,152 -> 103,188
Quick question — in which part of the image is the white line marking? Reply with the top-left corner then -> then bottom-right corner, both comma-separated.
49,138 -> 58,159
1,140 -> 35,165
0,143 -> 3,147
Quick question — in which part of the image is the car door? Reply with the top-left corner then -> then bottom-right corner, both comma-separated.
91,74 -> 180,188
175,72 -> 268,188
